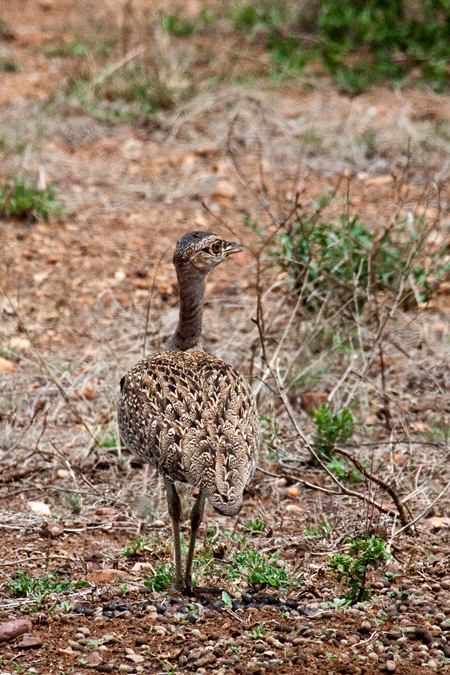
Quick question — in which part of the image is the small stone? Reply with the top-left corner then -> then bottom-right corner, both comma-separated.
125,654 -> 144,664
118,666 -> 134,674
75,634 -> 88,643
300,391 -> 330,414
386,661 -> 396,672
97,665 -> 114,673
254,643 -> 265,653
212,646 -> 223,657
68,640 -> 85,652
151,519 -> 165,528
274,622 -> 291,632
77,626 -> 91,636
360,621 -> 371,634
427,660 -> 438,669
84,652 -> 102,668
87,569 -> 130,584
211,181 -> 236,200
40,521 -> 65,539
16,635 -> 43,649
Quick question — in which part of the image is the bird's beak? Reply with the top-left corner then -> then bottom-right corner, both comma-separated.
223,241 -> 244,257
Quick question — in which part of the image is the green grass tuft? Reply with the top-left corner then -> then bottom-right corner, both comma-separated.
0,177 -> 65,222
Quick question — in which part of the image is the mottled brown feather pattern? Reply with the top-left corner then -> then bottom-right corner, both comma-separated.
118,350 -> 259,516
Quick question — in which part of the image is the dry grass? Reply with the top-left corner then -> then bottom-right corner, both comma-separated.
2,0 -> 450,617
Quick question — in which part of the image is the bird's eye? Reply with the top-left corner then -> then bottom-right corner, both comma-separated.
211,241 -> 222,254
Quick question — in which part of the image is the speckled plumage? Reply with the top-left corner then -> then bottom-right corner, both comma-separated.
118,350 -> 259,516
117,231 -> 259,589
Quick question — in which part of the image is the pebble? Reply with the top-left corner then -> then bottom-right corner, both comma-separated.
15,635 -> 43,649
83,652 -> 102,667
386,660 -> 396,672
78,626 -> 91,636
125,654 -> 144,664
212,646 -> 223,657
97,665 -> 114,673
118,666 -> 135,674
68,640 -> 85,652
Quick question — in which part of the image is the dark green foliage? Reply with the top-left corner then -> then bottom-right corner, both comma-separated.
163,14 -> 195,37
318,0 -> 450,92
232,2 -> 285,31
0,177 -> 65,221
234,0 -> 450,91
328,535 -> 391,604
0,57 -> 17,72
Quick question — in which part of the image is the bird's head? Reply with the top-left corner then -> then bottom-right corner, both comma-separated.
173,231 -> 243,276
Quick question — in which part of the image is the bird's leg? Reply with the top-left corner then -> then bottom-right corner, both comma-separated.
164,478 -> 184,591
185,491 -> 206,591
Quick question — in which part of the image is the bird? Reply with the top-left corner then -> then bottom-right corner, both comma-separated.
118,231 -> 259,592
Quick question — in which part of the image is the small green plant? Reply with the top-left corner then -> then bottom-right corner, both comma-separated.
259,415 -> 282,458
64,491 -> 81,514
312,403 -> 355,457
121,537 -> 149,557
232,1 -> 285,32
311,403 -> 361,481
0,177 -> 65,221
221,590 -> 232,608
242,518 -> 266,533
162,13 -> 195,37
249,624 -> 266,639
0,57 -> 17,72
6,570 -> 72,603
44,42 -> 88,58
229,547 -> 292,587
304,519 -> 332,537
143,562 -> 174,592
328,536 -> 391,605
12,663 -> 29,675
98,429 -> 119,448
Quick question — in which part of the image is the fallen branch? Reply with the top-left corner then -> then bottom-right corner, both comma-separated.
333,447 -> 413,530
269,361 -> 404,522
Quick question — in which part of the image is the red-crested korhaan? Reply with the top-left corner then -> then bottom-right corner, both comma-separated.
118,232 -> 259,591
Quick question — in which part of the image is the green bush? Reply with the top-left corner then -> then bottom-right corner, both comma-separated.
235,0 -> 450,91
328,535 -> 391,604
273,210 -> 450,311
318,0 -> 450,92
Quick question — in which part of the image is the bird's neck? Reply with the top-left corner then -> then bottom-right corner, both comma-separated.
167,266 -> 205,351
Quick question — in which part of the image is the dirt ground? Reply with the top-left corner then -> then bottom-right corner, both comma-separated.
3,2 -> 450,674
